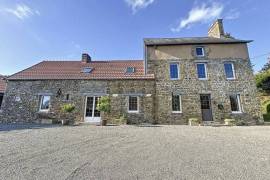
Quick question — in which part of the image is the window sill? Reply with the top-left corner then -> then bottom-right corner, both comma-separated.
196,55 -> 205,58
226,78 -> 236,80
39,110 -> 50,113
170,78 -> 180,81
231,111 -> 243,114
128,111 -> 139,114
198,78 -> 208,80
172,111 -> 182,114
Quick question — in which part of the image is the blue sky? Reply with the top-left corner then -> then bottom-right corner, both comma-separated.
0,0 -> 269,75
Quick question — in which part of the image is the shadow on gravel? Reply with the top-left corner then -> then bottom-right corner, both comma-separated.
0,123 -> 61,132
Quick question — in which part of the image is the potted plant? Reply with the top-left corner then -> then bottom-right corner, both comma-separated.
60,103 -> 75,125
188,117 -> 201,126
97,96 -> 111,126
224,116 -> 236,126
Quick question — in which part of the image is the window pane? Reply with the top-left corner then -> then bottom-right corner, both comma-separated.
126,67 -> 135,73
94,97 -> 101,117
196,47 -> 204,56
40,96 -> 50,110
0,93 -> 3,109
224,63 -> 234,79
170,64 -> 179,79
230,95 -> 240,112
86,97 -> 93,117
129,96 -> 138,111
197,64 -> 206,79
172,95 -> 181,111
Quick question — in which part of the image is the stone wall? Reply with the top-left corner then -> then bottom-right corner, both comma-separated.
0,80 -> 155,124
147,44 -> 262,125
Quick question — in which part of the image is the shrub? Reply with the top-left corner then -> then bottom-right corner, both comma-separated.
267,104 -> 270,113
61,103 -> 75,113
97,96 -> 111,113
263,114 -> 270,122
255,70 -> 270,90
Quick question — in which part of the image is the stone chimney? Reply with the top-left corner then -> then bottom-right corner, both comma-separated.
82,53 -> 91,63
208,19 -> 225,38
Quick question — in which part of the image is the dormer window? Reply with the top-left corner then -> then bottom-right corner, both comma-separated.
82,67 -> 93,74
126,67 -> 135,73
195,47 -> 205,57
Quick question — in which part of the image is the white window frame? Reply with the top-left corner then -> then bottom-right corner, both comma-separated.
197,63 -> 208,80
231,94 -> 242,114
169,63 -> 180,80
39,95 -> 51,112
195,47 -> 205,57
224,63 -> 236,80
172,94 -> 182,113
128,96 -> 139,113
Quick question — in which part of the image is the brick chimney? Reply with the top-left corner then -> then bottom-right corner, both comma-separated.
208,19 -> 225,38
82,53 -> 91,63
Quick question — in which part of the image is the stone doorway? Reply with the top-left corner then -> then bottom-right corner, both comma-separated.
200,94 -> 213,121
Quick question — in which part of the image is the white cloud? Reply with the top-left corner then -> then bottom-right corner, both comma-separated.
125,0 -> 154,14
3,4 -> 40,20
171,2 -> 224,32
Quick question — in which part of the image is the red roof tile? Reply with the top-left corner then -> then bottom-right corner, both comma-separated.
0,75 -> 7,93
7,60 -> 155,80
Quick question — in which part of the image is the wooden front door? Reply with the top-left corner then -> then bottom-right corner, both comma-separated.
200,94 -> 213,121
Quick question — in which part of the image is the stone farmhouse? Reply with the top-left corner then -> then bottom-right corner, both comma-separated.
0,19 -> 262,125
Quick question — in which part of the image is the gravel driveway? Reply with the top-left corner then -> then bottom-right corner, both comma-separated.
1,124 -> 270,180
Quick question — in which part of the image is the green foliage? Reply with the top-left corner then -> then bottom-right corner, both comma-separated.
267,103 -> 270,113
261,59 -> 270,72
255,70 -> 270,90
263,113 -> 270,122
61,103 -> 75,113
97,96 -> 111,113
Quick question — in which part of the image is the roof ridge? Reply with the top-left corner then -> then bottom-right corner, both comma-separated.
42,60 -> 144,62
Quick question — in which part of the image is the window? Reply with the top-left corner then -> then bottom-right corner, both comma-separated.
172,94 -> 182,113
128,96 -> 138,112
82,67 -> 93,73
0,93 -> 4,109
39,95 -> 51,111
197,63 -> 207,79
224,63 -> 235,79
170,63 -> 179,80
126,67 -> 135,73
196,47 -> 205,57
230,94 -> 242,113
66,94 -> 70,101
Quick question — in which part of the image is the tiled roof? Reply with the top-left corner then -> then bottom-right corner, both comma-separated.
7,60 -> 155,80
144,37 -> 252,45
0,75 -> 7,93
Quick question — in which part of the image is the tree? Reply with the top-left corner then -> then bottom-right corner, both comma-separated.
261,57 -> 270,72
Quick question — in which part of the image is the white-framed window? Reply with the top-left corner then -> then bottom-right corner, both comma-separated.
224,63 -> 235,79
172,94 -> 182,113
195,47 -> 205,57
197,63 -> 207,80
169,63 -> 180,80
229,94 -> 242,113
39,95 -> 51,112
128,96 -> 139,113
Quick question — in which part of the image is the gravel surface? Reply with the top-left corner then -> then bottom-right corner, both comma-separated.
1,124 -> 270,180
